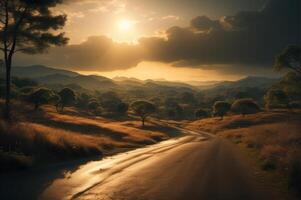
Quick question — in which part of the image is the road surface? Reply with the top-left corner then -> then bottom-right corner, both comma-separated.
1,131 -> 282,200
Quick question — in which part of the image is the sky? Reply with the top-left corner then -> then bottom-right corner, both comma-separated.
15,0 -> 300,82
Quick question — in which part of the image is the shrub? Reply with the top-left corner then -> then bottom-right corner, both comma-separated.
231,98 -> 260,116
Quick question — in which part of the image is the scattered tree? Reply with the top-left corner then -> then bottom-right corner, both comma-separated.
131,100 -> 156,126
275,45 -> 301,75
231,98 -> 260,116
87,100 -> 101,115
213,101 -> 231,120
58,88 -> 76,112
264,89 -> 289,109
0,0 -> 68,119
88,100 -> 99,111
99,91 -> 122,113
25,88 -> 54,110
28,88 -> 52,110
117,102 -> 129,115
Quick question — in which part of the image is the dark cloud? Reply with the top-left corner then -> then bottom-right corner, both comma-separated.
190,16 -> 221,31
15,0 -> 300,75
140,0 -> 300,68
16,36 -> 144,71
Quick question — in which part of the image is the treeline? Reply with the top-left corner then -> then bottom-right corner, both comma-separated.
1,70 -> 300,126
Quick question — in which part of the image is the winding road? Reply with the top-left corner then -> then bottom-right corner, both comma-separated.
1,130 -> 282,200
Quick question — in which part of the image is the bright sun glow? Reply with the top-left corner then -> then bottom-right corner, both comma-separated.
117,19 -> 134,32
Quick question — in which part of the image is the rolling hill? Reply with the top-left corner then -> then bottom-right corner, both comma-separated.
3,65 -> 279,93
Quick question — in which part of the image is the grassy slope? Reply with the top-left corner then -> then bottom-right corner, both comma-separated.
0,100 -> 181,171
187,110 -> 301,198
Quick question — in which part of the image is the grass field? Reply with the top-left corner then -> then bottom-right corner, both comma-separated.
0,100 -> 181,171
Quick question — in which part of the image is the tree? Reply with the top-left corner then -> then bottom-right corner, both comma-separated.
58,88 -> 76,112
26,88 -> 54,110
131,100 -> 156,126
213,101 -> 231,120
77,93 -> 92,109
231,98 -> 260,116
87,100 -> 101,115
88,100 -> 99,111
275,45 -> 301,75
264,89 -> 289,109
195,108 -> 208,119
99,91 -> 122,113
117,102 -> 129,115
0,0 -> 68,119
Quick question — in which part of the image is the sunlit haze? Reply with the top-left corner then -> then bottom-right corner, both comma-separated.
13,0 -> 299,82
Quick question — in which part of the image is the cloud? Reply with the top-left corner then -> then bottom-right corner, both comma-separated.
16,36 -> 144,71
139,0 -> 300,70
15,0 -> 300,75
190,16 -> 221,31
162,15 -> 181,21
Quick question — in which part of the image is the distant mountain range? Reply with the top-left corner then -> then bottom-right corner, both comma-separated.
2,65 -> 279,91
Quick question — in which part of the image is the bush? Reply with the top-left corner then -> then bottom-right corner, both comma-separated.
231,98 -> 260,116
213,101 -> 231,120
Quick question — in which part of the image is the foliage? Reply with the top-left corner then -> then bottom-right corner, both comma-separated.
76,93 -> 92,109
231,98 -> 260,116
58,88 -> 76,111
131,100 -> 156,126
264,89 -> 289,109
274,72 -> 301,102
117,102 -> 129,115
213,101 -> 231,119
275,45 -> 301,75
0,0 -> 68,119
99,91 -> 122,113
25,88 -> 54,110
88,100 -> 99,111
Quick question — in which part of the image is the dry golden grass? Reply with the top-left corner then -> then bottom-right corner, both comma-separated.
0,101 -> 177,171
187,111 -> 301,196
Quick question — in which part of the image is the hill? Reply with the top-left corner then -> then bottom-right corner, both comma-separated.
2,65 -> 279,97
8,65 -> 79,78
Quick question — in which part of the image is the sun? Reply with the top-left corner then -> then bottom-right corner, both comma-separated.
117,19 -> 134,32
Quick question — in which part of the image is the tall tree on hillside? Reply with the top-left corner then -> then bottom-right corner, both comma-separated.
275,45 -> 301,75
0,0 -> 68,119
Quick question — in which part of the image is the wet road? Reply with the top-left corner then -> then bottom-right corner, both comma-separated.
1,131 -> 278,200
